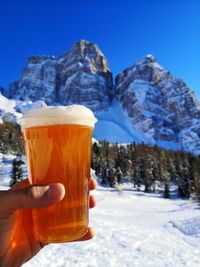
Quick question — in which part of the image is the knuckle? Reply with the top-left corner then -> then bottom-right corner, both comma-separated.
25,186 -> 35,201
25,186 -> 47,201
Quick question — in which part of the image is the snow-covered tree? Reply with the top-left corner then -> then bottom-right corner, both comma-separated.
176,153 -> 192,198
10,155 -> 24,187
0,122 -> 24,155
158,150 -> 171,197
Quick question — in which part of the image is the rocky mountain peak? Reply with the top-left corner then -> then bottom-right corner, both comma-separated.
137,54 -> 157,65
4,41 -> 200,154
67,39 -> 110,74
115,54 -> 200,154
27,55 -> 56,64
7,40 -> 113,111
115,54 -> 165,89
72,39 -> 100,54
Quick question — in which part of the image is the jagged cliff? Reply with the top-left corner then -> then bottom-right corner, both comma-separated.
4,41 -> 200,154
115,54 -> 200,153
8,40 -> 113,112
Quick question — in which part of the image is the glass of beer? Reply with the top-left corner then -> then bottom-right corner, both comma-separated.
19,105 -> 97,243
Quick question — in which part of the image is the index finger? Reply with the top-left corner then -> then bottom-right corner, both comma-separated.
89,178 -> 97,191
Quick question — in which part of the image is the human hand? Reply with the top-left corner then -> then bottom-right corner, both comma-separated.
0,178 -> 97,267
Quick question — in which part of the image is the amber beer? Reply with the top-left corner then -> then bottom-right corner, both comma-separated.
20,105 -> 97,243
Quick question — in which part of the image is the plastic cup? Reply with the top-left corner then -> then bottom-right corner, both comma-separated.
19,105 -> 97,243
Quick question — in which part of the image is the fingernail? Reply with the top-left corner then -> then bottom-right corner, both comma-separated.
46,184 -> 65,201
46,185 -> 53,199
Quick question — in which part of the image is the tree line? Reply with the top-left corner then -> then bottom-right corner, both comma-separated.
0,122 -> 24,155
0,122 -> 25,186
92,141 -> 200,199
1,122 -> 200,199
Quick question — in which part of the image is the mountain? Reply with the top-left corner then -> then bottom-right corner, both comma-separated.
0,91 -> 21,124
0,91 -> 46,124
7,40 -> 113,112
114,54 -> 200,153
3,41 -> 200,154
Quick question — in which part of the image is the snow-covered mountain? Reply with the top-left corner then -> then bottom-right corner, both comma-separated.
0,90 -> 46,124
115,54 -> 200,153
7,40 -> 113,112
2,41 -> 200,154
0,91 -> 22,124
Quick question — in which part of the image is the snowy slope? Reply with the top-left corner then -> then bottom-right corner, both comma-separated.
22,186 -> 200,267
94,100 -> 152,144
94,100 -> 183,151
1,158 -> 200,267
0,92 -> 46,123
0,92 -> 22,123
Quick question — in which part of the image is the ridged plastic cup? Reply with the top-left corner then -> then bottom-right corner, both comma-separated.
19,105 -> 97,243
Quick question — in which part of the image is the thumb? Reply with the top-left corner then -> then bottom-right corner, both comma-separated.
0,183 -> 65,213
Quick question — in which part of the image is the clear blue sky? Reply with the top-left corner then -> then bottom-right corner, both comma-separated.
0,0 -> 200,100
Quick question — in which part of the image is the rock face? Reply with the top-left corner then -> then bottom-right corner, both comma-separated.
9,55 -> 57,104
115,54 -> 200,153
8,40 -> 113,112
5,41 -> 200,154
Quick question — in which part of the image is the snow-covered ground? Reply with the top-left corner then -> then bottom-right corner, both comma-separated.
0,153 -> 27,185
22,187 -> 200,267
1,155 -> 200,267
0,153 -> 16,187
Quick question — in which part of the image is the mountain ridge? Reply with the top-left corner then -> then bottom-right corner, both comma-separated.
1,40 -> 200,154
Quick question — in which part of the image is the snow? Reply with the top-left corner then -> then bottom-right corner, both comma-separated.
0,153 -> 27,187
0,92 -> 47,124
93,100 -> 182,151
21,186 -> 200,267
94,100 -> 150,144
0,92 -> 22,123
168,217 -> 200,237
64,73 -> 78,86
0,93 -> 16,111
0,89 -> 200,155
94,120 -> 134,143
0,153 -> 16,187
1,157 -> 200,266
129,79 -> 160,105
156,140 -> 182,151
15,100 -> 47,114
179,129 -> 200,155
152,62 -> 164,71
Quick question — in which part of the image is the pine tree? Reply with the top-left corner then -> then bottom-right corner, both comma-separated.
115,166 -> 123,184
10,155 -> 24,187
151,147 -> 161,189
98,141 -> 110,185
176,153 -> 192,198
140,146 -> 156,192
107,143 -> 118,187
118,145 -> 129,176
108,167 -> 116,187
92,142 -> 100,175
192,156 -> 200,199
163,180 -> 170,198
131,146 -> 142,190
0,122 -> 24,154
158,150 -> 171,198
92,139 -> 199,198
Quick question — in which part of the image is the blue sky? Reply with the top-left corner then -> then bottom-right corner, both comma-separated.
0,0 -> 200,100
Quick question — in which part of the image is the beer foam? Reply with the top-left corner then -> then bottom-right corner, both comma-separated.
19,105 -> 97,129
